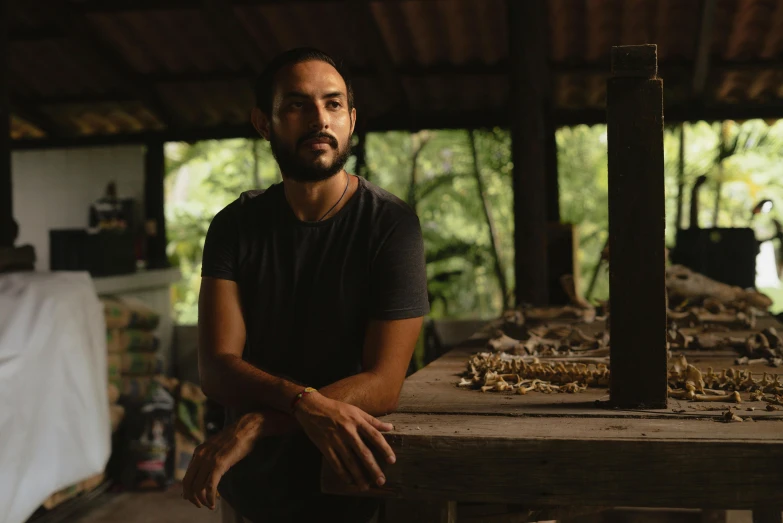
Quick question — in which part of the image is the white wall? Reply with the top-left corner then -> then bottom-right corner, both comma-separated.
11,145 -> 146,271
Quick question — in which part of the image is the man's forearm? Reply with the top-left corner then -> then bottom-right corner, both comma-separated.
216,365 -> 399,439
204,353 -> 397,416
201,354 -> 303,413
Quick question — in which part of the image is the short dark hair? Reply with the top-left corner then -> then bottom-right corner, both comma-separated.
254,47 -> 354,116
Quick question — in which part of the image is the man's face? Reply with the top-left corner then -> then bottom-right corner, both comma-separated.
265,60 -> 355,183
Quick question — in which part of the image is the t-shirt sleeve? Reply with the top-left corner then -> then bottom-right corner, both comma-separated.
201,206 -> 240,281
369,213 -> 430,320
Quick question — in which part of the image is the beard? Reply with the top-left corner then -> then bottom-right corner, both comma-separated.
269,128 -> 352,183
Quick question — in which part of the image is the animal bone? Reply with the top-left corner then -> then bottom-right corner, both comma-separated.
503,309 -> 525,327
735,356 -> 770,366
702,298 -> 726,314
692,391 -> 742,403
750,390 -> 766,402
668,387 -> 696,400
666,264 -> 772,310
523,305 -> 596,324
559,274 -> 594,310
763,395 -> 783,407
722,411 -> 744,423
488,332 -> 522,352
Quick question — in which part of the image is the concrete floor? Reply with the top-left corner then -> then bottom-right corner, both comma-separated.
71,484 -> 220,523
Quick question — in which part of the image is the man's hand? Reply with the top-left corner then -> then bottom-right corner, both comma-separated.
182,412 -> 263,510
293,392 -> 396,491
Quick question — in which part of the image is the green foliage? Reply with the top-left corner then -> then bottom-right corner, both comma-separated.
165,119 -> 783,325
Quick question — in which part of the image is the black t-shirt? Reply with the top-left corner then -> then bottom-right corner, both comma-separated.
200,175 -> 430,522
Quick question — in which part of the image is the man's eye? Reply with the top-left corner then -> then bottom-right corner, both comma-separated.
328,101 -> 342,109
290,102 -> 303,108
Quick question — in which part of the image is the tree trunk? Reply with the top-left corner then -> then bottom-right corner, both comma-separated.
468,130 -> 510,310
407,132 -> 430,213
676,123 -> 685,230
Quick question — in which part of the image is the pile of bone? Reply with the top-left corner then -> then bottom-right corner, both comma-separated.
737,328 -> 783,367
668,354 -> 783,404
458,352 -> 783,406
665,264 -> 772,313
487,325 -> 608,358
457,352 -> 609,394
667,298 -> 757,330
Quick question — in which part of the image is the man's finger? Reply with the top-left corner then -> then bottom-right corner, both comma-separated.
348,431 -> 385,487
182,455 -> 203,505
364,413 -> 394,432
191,455 -> 215,507
335,440 -> 369,490
324,447 -> 353,485
206,465 -> 227,510
188,490 -> 203,509
359,421 -> 396,465
197,488 -> 210,509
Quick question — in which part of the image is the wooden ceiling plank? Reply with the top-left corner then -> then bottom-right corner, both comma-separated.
34,1 -> 180,127
347,0 -> 409,116
201,0 -> 263,73
693,0 -> 718,95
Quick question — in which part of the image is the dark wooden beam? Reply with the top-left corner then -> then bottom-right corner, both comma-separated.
144,140 -> 169,269
34,1 -> 178,127
607,45 -> 667,409
26,93 -> 139,105
1,0 -> 12,246
9,26 -> 68,41
693,0 -> 717,95
508,0 -> 549,306
201,0 -> 263,73
347,0 -> 410,120
73,0 -> 376,13
11,98 -> 67,135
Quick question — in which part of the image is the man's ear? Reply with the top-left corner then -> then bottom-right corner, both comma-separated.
251,107 -> 271,141
350,107 -> 357,136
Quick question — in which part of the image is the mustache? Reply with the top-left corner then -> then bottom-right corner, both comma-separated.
297,132 -> 338,149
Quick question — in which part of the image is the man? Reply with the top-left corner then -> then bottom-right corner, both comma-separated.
182,48 -> 430,523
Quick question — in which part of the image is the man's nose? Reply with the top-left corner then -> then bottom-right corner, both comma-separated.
309,105 -> 329,130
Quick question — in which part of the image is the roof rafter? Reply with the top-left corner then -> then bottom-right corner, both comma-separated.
10,99 -> 66,135
346,0 -> 409,119
693,0 -> 717,95
31,0 -> 179,128
200,0 -> 264,74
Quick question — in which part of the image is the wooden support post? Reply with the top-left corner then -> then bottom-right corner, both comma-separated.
508,0 -> 549,306
353,127 -> 368,180
607,45 -> 668,408
144,140 -> 169,269
0,0 -> 13,247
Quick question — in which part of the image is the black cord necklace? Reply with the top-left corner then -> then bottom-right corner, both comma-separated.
317,172 -> 350,222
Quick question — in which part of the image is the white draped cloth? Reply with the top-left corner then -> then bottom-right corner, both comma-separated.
0,272 -> 109,523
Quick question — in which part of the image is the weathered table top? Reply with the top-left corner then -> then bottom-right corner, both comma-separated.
323,335 -> 783,509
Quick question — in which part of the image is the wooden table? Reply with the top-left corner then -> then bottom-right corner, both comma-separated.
322,340 -> 783,522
